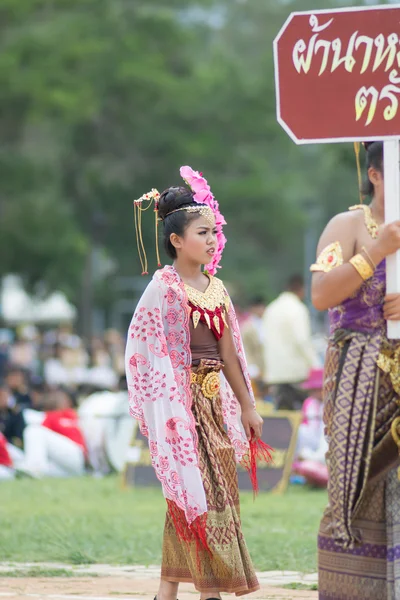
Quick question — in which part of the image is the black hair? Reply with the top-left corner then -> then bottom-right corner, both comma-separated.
30,377 -> 46,394
287,274 -> 304,293
158,186 -> 201,259
361,141 -> 383,197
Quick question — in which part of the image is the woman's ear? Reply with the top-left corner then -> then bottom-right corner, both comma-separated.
170,233 -> 182,250
368,166 -> 383,186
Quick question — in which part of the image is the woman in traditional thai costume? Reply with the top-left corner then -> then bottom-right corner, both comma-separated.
125,167 -> 272,600
311,142 -> 400,599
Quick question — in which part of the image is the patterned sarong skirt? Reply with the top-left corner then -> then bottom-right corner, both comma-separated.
161,360 -> 259,596
318,331 -> 400,599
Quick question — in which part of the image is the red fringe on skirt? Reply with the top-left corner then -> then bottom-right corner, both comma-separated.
167,434 -> 274,557
166,499 -> 211,559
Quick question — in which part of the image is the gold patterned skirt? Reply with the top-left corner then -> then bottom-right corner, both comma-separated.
161,360 -> 259,596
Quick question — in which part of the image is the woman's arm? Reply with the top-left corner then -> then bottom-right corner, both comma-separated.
218,321 -> 263,440
311,212 -> 386,311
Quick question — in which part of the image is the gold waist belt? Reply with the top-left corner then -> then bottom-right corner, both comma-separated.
191,370 -> 220,399
377,345 -> 400,399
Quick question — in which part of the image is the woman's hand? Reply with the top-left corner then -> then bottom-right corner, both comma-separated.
241,406 -> 263,441
373,221 -> 400,260
384,293 -> 400,321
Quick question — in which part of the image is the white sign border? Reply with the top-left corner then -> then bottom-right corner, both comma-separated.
273,3 -> 400,145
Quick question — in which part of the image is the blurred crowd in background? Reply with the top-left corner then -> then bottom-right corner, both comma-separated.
0,0 -> 362,492
0,272 -> 329,488
0,325 -> 132,482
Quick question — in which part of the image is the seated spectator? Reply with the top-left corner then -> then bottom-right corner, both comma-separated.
5,365 -> 32,408
43,343 -> 69,388
0,331 -> 10,380
104,329 -> 126,376
19,386 -> 88,478
0,380 -> 11,433
297,368 -> 324,453
9,326 -> 38,372
0,380 -> 25,449
30,377 -> 47,411
0,432 -> 14,480
292,367 -> 328,488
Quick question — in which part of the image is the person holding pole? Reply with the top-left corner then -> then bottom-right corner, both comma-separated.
312,141 -> 400,599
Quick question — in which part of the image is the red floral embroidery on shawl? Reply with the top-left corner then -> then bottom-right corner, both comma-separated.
125,266 -> 272,544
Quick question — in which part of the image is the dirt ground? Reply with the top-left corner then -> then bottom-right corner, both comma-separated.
0,576 -> 318,600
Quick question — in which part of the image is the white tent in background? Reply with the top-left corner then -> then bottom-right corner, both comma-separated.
33,292 -> 76,324
0,275 -> 76,325
0,275 -> 35,323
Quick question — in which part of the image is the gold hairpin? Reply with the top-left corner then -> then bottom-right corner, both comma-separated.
354,142 -> 363,205
134,189 -> 161,274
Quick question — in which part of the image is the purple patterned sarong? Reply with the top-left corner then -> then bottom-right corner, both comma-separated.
318,261 -> 400,599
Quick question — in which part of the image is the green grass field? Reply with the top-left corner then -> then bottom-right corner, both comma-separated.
0,477 -> 326,572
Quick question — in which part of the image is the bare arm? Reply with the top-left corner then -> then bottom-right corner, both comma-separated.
312,212 -> 386,311
218,320 -> 263,440
219,324 -> 253,411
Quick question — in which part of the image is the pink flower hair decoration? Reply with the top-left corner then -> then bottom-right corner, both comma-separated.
180,166 -> 226,275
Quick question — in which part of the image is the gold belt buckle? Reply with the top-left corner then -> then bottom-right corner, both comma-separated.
191,370 -> 220,400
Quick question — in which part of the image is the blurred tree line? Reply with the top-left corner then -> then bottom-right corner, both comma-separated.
0,0 -> 380,321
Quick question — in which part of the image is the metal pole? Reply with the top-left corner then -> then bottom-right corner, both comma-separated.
384,139 -> 400,339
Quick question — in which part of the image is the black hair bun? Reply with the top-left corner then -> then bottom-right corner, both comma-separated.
158,186 -> 194,220
363,141 -> 381,152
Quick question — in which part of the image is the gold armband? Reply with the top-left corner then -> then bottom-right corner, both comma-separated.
310,242 -> 343,273
361,245 -> 376,269
349,253 -> 374,281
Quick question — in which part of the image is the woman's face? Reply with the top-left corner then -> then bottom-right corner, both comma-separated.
171,215 -> 217,265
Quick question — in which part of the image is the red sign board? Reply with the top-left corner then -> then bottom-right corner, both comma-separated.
274,5 -> 400,144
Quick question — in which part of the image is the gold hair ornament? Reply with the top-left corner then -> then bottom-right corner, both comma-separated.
163,205 -> 216,228
133,189 -> 161,275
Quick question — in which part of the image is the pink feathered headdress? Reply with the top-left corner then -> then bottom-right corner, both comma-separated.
180,166 -> 227,275
133,168 -> 227,276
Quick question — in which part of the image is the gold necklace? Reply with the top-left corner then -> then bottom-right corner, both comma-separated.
184,276 -> 230,331
349,204 -> 379,239
184,276 -> 228,312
